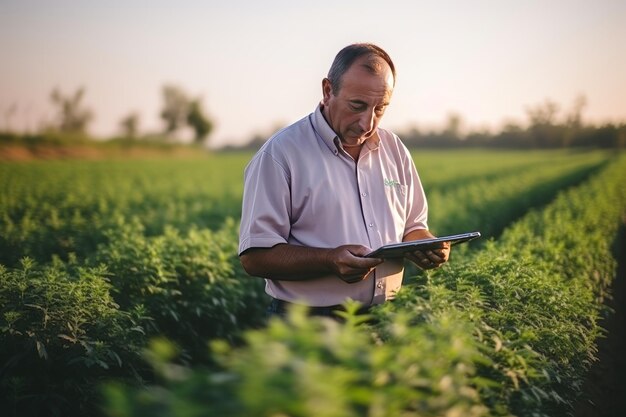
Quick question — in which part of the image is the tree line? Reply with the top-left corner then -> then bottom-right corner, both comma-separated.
2,85 -> 214,145
397,97 -> 625,149
3,90 -> 624,149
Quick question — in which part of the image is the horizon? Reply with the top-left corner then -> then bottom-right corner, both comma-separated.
1,0 -> 625,148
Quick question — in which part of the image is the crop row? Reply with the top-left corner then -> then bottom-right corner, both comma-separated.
100,153 -> 626,416
427,150 -> 608,236
412,149 -> 599,189
0,155 -> 247,266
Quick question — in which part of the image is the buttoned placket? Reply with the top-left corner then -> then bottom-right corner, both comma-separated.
355,144 -> 386,303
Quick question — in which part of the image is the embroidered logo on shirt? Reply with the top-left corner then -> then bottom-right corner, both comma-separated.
384,178 -> 401,187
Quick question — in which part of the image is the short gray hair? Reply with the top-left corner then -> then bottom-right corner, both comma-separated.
327,43 -> 396,94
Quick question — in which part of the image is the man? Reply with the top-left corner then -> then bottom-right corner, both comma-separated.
238,43 -> 450,317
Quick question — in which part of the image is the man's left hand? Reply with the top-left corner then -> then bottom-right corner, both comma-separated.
406,242 -> 450,270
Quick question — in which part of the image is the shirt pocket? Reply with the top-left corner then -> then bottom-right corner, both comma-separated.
383,182 -> 408,224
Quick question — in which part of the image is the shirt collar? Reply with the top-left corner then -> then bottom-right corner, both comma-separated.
311,104 -> 338,154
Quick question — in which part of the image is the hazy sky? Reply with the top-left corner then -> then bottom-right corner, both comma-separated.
1,0 -> 625,147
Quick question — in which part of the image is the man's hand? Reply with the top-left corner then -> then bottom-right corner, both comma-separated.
405,242 -> 450,270
326,245 -> 383,283
402,229 -> 451,270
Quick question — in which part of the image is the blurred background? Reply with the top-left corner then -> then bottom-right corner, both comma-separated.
1,0 -> 625,150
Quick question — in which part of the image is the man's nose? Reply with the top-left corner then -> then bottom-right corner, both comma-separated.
358,109 -> 375,132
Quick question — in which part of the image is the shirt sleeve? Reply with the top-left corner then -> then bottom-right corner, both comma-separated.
238,150 -> 292,255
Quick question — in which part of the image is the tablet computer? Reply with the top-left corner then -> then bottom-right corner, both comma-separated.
365,231 -> 481,259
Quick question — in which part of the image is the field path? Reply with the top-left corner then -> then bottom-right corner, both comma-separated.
575,223 -> 626,416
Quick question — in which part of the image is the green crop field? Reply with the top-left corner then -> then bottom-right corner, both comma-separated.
1,149 -> 624,417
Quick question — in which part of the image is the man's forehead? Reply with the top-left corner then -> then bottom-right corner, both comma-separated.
346,88 -> 392,103
340,70 -> 394,100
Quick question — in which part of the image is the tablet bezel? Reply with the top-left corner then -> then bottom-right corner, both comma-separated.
365,231 -> 481,258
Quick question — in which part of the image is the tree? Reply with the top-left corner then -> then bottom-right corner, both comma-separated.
562,95 -> 587,147
526,99 -> 560,127
160,85 -> 190,136
3,102 -> 17,132
159,84 -> 214,144
49,86 -> 94,134
565,94 -> 587,129
187,99 -> 213,143
525,99 -> 561,147
443,112 -> 463,139
119,112 -> 140,139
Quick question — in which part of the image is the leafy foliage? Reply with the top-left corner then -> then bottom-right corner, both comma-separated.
104,304 -> 489,417
420,149 -> 609,236
90,219 -> 268,359
1,150 -> 623,417
101,153 -> 626,416
393,153 -> 626,415
0,258 -> 146,417
0,156 -> 246,266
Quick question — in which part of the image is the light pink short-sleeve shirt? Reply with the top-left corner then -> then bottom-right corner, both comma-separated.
238,104 -> 428,306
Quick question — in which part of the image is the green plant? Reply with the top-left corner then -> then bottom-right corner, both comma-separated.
103,303 -> 490,417
0,258 -> 147,417
90,219 -> 268,360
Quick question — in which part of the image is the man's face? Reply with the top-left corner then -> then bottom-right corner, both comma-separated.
321,57 -> 394,145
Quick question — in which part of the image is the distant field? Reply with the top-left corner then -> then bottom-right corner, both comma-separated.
0,148 -> 610,265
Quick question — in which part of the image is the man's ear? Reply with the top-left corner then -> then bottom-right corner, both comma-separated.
322,78 -> 333,105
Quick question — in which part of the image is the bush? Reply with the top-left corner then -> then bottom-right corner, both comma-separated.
89,218 -> 268,361
0,258 -> 147,417
103,303 -> 489,417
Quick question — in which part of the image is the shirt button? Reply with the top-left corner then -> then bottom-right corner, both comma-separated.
369,223 -> 374,227
377,282 -> 383,289
361,192 -> 367,197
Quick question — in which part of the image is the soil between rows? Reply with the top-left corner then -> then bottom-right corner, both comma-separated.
574,223 -> 626,417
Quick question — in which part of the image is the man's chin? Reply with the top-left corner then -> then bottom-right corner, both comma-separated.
348,132 -> 371,143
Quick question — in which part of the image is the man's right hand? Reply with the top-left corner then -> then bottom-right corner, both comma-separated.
325,245 -> 383,284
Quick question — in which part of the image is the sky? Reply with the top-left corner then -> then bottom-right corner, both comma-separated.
1,0 -> 625,148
